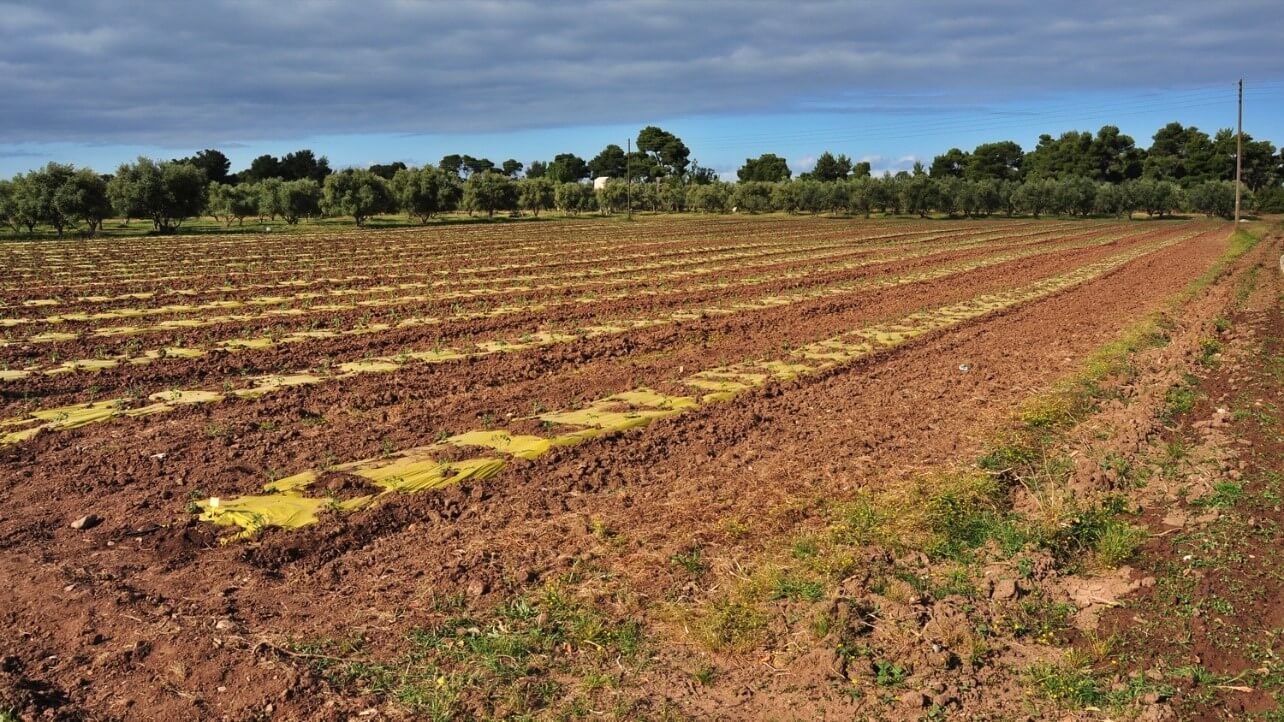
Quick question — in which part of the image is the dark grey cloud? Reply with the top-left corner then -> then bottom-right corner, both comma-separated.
1,0 -> 1280,146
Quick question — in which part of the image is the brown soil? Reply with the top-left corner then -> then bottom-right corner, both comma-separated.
0,216 -> 1249,720
0,220 -> 1091,374
1092,235 -> 1284,721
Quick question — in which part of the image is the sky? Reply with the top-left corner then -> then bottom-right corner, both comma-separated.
2,0 -> 1283,179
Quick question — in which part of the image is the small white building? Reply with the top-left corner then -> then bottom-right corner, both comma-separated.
593,176 -> 610,191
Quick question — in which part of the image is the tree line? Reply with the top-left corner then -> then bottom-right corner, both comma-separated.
1,122 -> 1281,236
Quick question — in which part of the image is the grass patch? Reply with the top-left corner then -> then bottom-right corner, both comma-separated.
1198,338 -> 1224,367
669,547 -> 706,577
771,574 -> 825,602
1093,518 -> 1147,568
1198,480 -> 1245,509
1162,378 -> 1200,421
697,596 -> 769,652
286,585 -> 644,718
1027,661 -> 1108,707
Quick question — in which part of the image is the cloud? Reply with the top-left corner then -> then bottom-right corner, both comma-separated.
0,0 -> 1280,146
847,154 -> 922,175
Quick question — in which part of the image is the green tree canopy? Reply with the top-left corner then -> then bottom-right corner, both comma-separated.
280,179 -> 322,224
965,141 -> 1023,181
439,154 -> 465,178
108,157 -> 207,232
554,182 -> 594,215
636,126 -> 690,179
0,180 -> 17,232
322,169 -> 392,226
517,177 -> 555,216
207,182 -> 258,226
462,171 -> 517,216
13,163 -> 76,235
368,161 -> 407,180
501,159 -> 524,177
51,169 -> 112,236
546,153 -> 590,183
808,152 -> 852,182
390,166 -> 448,223
280,150 -> 332,183
1143,122 -> 1216,186
929,148 -> 970,178
462,155 -> 495,178
737,154 -> 791,182
589,145 -> 628,179
173,149 -> 232,185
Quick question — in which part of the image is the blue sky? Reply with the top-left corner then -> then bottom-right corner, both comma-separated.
2,1 -> 1282,179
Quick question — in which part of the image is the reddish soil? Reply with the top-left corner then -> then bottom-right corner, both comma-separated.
1093,235 -> 1284,721
0,216 -> 1248,720
0,219 -> 1078,371
2,222 -> 1181,416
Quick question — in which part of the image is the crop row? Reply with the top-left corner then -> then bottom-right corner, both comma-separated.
194,229 -> 1193,537
0,223 -> 1199,444
9,221 -> 1075,312
0,223 -> 1049,327
0,222 -> 1083,331
0,223 -> 1142,375
2,218 -> 1036,289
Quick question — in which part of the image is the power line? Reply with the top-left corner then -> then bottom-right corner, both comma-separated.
692,86 -> 1240,146
687,81 -> 1284,147
685,82 -> 1283,153
694,95 -> 1262,151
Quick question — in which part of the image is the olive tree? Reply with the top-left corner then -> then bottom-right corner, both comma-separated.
0,180 -> 16,232
1053,176 -> 1098,216
730,181 -> 773,213
108,157 -> 207,232
687,183 -> 729,213
280,179 -> 321,224
1187,181 -> 1238,220
13,163 -> 76,235
1013,178 -> 1058,218
462,171 -> 517,217
1093,183 -> 1129,218
208,182 -> 258,226
554,182 -> 593,215
595,179 -> 629,214
771,182 -> 800,213
53,169 -> 112,236
322,170 -> 392,226
517,177 -> 555,216
390,166 -> 446,223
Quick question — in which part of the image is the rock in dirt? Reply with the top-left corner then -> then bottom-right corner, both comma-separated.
899,690 -> 929,708
990,578 -> 1019,601
70,514 -> 102,530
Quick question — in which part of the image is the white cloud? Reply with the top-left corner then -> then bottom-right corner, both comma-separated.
0,0 -> 1279,146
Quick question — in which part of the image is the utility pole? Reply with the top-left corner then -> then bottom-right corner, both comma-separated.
626,137 -> 633,219
1234,78 -> 1243,225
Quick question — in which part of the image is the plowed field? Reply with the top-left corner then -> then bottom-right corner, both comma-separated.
0,216 -> 1243,720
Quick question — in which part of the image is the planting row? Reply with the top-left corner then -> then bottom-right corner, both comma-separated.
1,218 -> 1046,293
195,229 -> 1192,537
0,223 -> 1167,388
